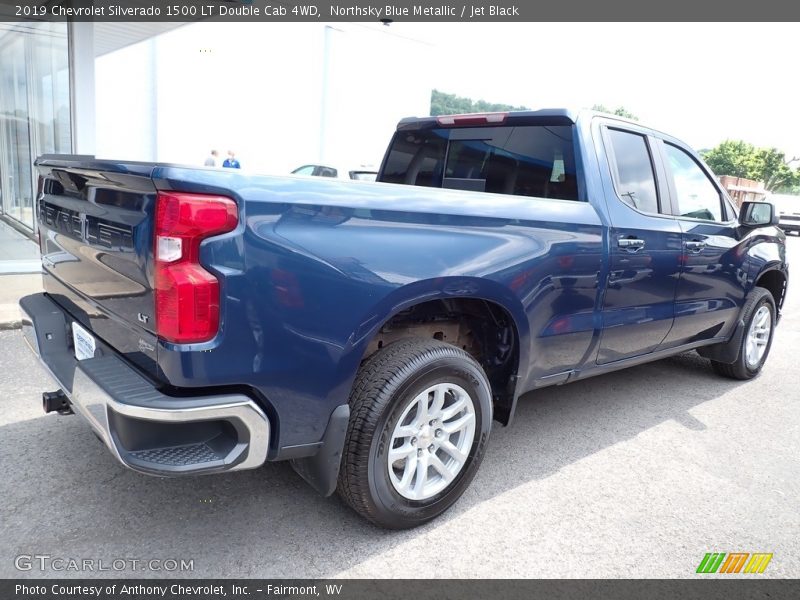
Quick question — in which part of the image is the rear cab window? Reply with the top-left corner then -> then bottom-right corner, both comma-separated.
379,122 -> 581,201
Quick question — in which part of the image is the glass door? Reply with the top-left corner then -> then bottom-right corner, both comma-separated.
0,36 -> 34,228
0,23 -> 71,232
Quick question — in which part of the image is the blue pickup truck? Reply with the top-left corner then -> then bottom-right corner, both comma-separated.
21,110 -> 788,528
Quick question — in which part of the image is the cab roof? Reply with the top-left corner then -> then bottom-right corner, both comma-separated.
396,109 -> 580,131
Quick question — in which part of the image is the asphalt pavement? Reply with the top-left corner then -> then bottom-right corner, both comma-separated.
1,238 -> 798,579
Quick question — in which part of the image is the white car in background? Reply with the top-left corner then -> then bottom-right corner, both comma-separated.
767,193 -> 800,235
291,163 -> 378,181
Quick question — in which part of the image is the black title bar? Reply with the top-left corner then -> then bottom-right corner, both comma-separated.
2,0 -> 800,22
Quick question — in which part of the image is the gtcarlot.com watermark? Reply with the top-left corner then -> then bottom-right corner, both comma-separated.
15,554 -> 194,573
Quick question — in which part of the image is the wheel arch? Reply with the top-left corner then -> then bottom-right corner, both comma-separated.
343,277 -> 530,426
754,267 -> 787,313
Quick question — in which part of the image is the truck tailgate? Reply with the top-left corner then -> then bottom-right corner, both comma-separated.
36,157 -> 160,379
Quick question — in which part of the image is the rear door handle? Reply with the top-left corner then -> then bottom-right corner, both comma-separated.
685,240 -> 706,252
618,237 -> 645,252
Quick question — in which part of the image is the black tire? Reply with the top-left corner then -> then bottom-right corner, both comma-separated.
337,337 -> 492,529
711,287 -> 776,380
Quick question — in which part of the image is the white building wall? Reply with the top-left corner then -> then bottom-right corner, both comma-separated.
95,38 -> 157,161
94,23 -> 433,174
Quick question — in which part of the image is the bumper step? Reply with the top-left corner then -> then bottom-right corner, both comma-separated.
130,443 -> 223,467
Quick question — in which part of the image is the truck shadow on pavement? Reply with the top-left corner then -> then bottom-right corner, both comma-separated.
0,341 -> 747,579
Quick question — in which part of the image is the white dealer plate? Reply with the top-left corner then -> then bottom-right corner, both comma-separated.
72,322 -> 96,361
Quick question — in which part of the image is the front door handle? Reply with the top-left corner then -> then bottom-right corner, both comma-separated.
685,240 -> 706,253
618,237 -> 645,252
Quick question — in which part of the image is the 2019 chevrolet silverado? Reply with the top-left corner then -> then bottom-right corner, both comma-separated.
20,110 -> 788,528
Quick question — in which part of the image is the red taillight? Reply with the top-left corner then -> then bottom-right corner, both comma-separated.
436,112 -> 508,127
154,192 -> 238,343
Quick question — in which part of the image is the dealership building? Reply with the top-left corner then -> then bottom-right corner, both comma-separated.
0,18 -> 433,234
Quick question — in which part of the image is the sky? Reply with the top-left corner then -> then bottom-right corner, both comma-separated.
95,22 -> 434,171
388,22 -> 800,159
94,21 -> 799,171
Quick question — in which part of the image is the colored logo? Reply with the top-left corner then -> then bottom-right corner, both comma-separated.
696,552 -> 773,574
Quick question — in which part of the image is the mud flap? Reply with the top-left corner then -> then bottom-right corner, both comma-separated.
290,404 -> 350,497
696,318 -> 745,364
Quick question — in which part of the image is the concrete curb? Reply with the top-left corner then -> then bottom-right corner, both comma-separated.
0,273 -> 41,331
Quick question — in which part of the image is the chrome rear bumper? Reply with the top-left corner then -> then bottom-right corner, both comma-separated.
20,293 -> 270,476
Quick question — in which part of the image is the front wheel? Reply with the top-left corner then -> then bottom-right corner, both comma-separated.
337,338 -> 492,529
711,287 -> 776,380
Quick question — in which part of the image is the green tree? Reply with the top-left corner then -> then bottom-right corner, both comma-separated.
703,140 -> 800,192
755,147 -> 799,192
702,140 -> 758,179
430,89 -> 530,116
591,104 -> 638,120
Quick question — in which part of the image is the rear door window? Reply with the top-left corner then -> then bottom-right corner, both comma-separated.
380,125 -> 580,201
606,129 -> 660,214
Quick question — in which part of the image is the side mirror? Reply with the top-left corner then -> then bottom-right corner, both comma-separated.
739,201 -> 779,228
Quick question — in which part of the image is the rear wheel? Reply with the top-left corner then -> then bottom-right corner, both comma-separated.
337,338 -> 492,529
711,287 -> 776,380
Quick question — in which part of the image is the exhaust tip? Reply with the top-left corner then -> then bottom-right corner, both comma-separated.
42,390 -> 72,415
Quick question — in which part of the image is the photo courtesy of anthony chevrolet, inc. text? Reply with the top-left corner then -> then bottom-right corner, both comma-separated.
0,1 -> 798,599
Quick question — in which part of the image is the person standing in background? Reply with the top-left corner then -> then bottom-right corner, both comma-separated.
223,151 -> 241,169
204,149 -> 219,167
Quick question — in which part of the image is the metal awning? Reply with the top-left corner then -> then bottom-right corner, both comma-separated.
0,6 -> 187,57
93,22 -> 188,56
